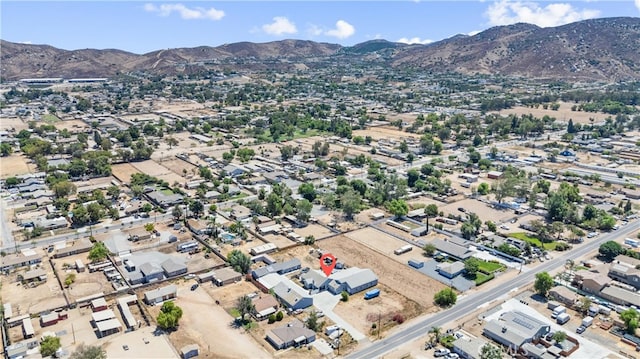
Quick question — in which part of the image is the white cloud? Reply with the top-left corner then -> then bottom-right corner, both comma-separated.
325,20 -> 355,39
467,30 -> 482,36
636,0 -> 640,13
19,41 -> 32,44
397,37 -> 433,45
144,3 -> 224,21
485,0 -> 600,27
262,17 -> 297,35
307,24 -> 323,36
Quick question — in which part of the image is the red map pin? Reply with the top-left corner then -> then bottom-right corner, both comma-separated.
320,253 -> 337,277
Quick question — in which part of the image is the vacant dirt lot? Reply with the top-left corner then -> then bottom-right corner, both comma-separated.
131,160 -> 173,178
440,198 -> 515,225
0,154 -> 34,178
152,281 -> 272,359
112,163 -> 142,185
293,223 -> 335,240
352,126 -> 421,141
333,282 -> 422,339
0,117 -> 29,131
54,119 -> 91,133
319,235 -> 446,308
496,102 -> 612,125
345,227 -> 419,262
1,260 -> 67,314
159,159 -> 197,178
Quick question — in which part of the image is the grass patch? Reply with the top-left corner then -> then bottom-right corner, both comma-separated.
42,113 -> 60,123
477,260 -> 505,273
473,272 -> 495,286
508,232 -> 558,250
399,220 -> 420,230
160,188 -> 174,195
228,308 -> 240,317
230,192 -> 249,200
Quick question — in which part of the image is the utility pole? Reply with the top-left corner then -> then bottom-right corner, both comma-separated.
378,311 -> 382,340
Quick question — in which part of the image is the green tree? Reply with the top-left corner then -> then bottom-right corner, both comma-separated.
52,180 -> 77,198
106,185 -> 120,200
40,336 -> 62,357
464,257 -> 481,276
297,183 -> 316,202
156,301 -> 183,330
70,344 -> 107,359
423,243 -> 436,257
276,311 -> 284,321
461,222 -> 476,240
620,308 -> 639,334
1,142 -> 13,156
534,272 -> 554,297
341,291 -> 349,302
306,311 -> 320,332
189,200 -> 204,218
340,188 -> 362,220
172,204 -> 183,220
486,221 -> 497,232
88,242 -> 108,262
552,331 -> 567,343
296,199 -> 313,223
434,288 -> 457,307
424,204 -> 439,217
599,241 -> 624,262
479,343 -> 502,359
236,295 -> 255,321
227,250 -> 251,274
477,182 -> 490,195
387,199 -> 409,218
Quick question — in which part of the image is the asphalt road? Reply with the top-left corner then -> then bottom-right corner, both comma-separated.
346,219 -> 640,359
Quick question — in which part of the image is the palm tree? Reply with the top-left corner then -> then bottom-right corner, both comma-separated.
428,326 -> 442,346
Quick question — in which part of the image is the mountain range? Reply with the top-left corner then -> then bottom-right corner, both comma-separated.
2,17 -> 639,82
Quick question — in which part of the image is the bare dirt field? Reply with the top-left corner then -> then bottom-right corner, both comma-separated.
152,281 -> 272,359
159,159 -> 197,178
319,235 -> 446,308
352,126 -> 421,141
0,154 -> 34,178
0,260 -> 67,314
112,163 -> 142,185
293,223 -> 335,240
55,254 -> 114,301
54,119 -> 91,133
0,117 -> 29,131
333,282 -> 422,339
440,198 -> 515,224
131,160 -> 173,178
262,233 -> 298,250
496,102 -> 612,125
345,227 -> 420,262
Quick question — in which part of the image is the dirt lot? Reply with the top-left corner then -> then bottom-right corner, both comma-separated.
112,163 -> 143,185
352,126 -> 421,141
293,223 -> 335,240
345,227 -> 420,262
0,154 -> 35,178
54,253 -> 115,302
0,117 -> 29,132
333,282 -> 422,339
319,235 -> 446,308
0,260 -> 67,314
496,102 -> 613,125
159,159 -> 197,178
54,119 -> 91,133
262,233 -> 298,250
150,280 -> 272,359
131,160 -> 174,178
440,197 -> 515,225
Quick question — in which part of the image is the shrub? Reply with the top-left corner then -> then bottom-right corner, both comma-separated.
392,313 -> 405,324
276,311 -> 284,321
268,314 -> 276,324
341,291 -> 349,302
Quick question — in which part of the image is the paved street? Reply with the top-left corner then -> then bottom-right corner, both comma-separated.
346,219 -> 640,359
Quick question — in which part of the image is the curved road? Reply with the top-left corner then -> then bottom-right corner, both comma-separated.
347,220 -> 640,359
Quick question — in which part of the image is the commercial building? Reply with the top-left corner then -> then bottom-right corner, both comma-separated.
483,311 -> 550,351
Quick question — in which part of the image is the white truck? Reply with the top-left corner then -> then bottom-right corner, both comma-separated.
551,306 -> 566,319
556,312 -> 570,325
582,316 -> 594,327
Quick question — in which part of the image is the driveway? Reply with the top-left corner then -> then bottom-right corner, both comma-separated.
313,291 -> 366,342
410,259 -> 475,292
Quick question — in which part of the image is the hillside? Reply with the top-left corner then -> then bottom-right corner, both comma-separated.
1,17 -> 639,81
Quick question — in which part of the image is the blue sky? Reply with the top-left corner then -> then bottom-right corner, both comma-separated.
2,1 -> 639,54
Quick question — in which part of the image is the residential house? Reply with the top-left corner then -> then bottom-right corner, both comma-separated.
53,240 -> 92,258
266,319 -> 316,350
437,261 -> 466,279
453,336 -> 492,359
230,205 -> 252,221
272,281 -> 313,310
483,311 -> 550,351
161,258 -> 188,278
251,259 -> 301,279
222,164 -> 246,178
144,285 -> 177,305
431,238 -> 474,261
300,270 -> 331,292
599,286 -> 640,308
145,190 -> 183,208
19,268 -> 47,283
213,267 -> 242,286
0,254 -> 42,272
548,286 -> 579,306
326,267 -> 378,295
252,295 -> 279,320
609,255 -> 640,290
574,269 -> 610,294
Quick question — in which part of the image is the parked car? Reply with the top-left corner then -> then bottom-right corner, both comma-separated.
446,354 -> 460,359
190,284 -> 199,291
576,325 -> 586,334
434,348 -> 451,357
458,207 -> 466,213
